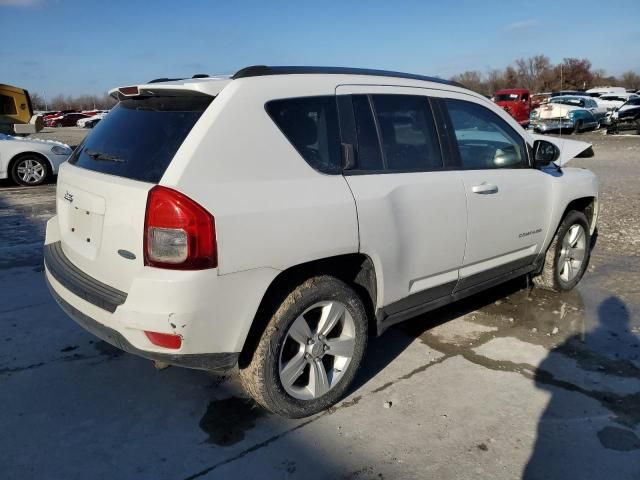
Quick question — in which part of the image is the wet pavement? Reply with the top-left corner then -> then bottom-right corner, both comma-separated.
0,130 -> 638,479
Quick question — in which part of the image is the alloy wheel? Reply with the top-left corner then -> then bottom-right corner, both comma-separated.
278,300 -> 356,400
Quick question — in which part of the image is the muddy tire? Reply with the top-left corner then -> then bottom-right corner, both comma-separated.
239,276 -> 368,418
533,210 -> 591,292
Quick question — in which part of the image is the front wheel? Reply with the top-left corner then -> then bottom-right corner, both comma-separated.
534,210 -> 591,292
572,120 -> 583,134
10,155 -> 49,186
240,276 -> 368,418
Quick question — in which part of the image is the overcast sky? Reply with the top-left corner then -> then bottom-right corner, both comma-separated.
1,0 -> 638,97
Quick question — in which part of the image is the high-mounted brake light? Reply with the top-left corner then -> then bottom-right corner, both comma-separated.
144,186 -> 217,270
118,86 -> 139,96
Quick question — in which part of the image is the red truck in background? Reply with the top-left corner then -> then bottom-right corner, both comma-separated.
494,88 -> 531,127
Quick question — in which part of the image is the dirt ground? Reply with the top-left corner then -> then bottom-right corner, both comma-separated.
0,128 -> 639,480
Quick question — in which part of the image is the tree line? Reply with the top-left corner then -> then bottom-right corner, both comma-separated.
29,92 -> 117,112
451,55 -> 640,96
27,55 -> 640,110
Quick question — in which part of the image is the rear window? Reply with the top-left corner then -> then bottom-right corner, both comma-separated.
68,95 -> 212,183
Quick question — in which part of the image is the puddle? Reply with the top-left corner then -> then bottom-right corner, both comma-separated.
199,396 -> 266,446
597,426 -> 640,451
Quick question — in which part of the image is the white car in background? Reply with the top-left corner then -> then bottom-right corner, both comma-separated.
597,93 -> 638,111
0,133 -> 72,186
77,111 -> 109,128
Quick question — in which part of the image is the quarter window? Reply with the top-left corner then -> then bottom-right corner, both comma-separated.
266,96 -> 341,172
446,99 -> 526,169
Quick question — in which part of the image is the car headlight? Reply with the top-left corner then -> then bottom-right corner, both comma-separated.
51,145 -> 72,155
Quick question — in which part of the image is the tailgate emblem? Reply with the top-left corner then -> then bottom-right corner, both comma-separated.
64,191 -> 74,203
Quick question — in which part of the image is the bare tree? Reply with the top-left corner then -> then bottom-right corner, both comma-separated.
555,58 -> 593,90
29,92 -> 47,111
620,71 -> 640,91
450,70 -> 487,95
515,55 -> 552,91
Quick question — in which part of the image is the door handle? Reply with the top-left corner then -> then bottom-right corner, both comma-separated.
472,183 -> 499,194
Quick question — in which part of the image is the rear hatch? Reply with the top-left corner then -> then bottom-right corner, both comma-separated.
56,94 -> 213,292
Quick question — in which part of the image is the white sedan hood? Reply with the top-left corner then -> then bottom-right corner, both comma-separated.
0,133 -> 70,149
529,133 -> 592,167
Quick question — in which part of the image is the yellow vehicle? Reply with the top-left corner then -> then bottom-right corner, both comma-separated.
0,84 -> 43,135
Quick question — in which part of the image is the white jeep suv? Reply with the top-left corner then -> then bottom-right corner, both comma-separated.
44,66 -> 598,417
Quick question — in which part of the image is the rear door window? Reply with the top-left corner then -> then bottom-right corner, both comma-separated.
371,94 -> 442,171
266,96 -> 341,172
68,95 -> 212,183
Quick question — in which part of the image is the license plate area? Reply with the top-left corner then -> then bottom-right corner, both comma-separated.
57,182 -> 105,260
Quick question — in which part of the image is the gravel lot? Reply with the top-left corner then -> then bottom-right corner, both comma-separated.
1,128 -> 639,480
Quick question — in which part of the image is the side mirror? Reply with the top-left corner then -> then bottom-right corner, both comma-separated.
533,140 -> 560,167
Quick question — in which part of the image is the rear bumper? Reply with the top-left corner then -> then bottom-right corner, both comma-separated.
44,234 -> 279,371
46,276 -> 239,371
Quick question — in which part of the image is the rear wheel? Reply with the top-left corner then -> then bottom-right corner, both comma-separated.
10,155 -> 49,186
240,276 -> 368,418
534,210 -> 590,292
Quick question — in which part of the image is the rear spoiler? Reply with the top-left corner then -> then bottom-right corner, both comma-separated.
109,85 -> 213,101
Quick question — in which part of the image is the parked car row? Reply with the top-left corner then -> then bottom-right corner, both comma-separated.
39,109 -> 109,128
493,85 -> 639,134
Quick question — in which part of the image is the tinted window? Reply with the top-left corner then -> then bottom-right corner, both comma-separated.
371,94 -> 442,171
0,94 -> 17,115
69,95 -> 212,183
352,95 -> 383,170
446,99 -> 526,169
267,96 -> 340,172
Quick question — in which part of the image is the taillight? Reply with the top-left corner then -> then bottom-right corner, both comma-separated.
144,186 -> 217,270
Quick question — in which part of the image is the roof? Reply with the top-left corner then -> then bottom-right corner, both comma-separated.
111,65 -> 467,99
231,65 -> 462,88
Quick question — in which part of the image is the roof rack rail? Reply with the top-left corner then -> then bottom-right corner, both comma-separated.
232,65 -> 463,88
192,74 -> 209,79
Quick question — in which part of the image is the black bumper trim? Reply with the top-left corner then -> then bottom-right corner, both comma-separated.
46,275 -> 239,373
44,241 -> 126,313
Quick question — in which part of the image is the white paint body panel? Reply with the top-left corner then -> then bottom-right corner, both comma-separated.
45,73 -> 599,358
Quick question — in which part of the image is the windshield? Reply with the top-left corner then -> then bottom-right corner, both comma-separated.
622,98 -> 640,107
495,93 -> 520,102
550,97 -> 585,107
68,95 -> 212,183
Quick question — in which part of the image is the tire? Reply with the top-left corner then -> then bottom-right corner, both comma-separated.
533,210 -> 591,292
572,120 -> 583,134
10,154 -> 49,187
239,275 -> 368,418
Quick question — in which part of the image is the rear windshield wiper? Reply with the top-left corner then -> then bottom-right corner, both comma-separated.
84,149 -> 125,163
